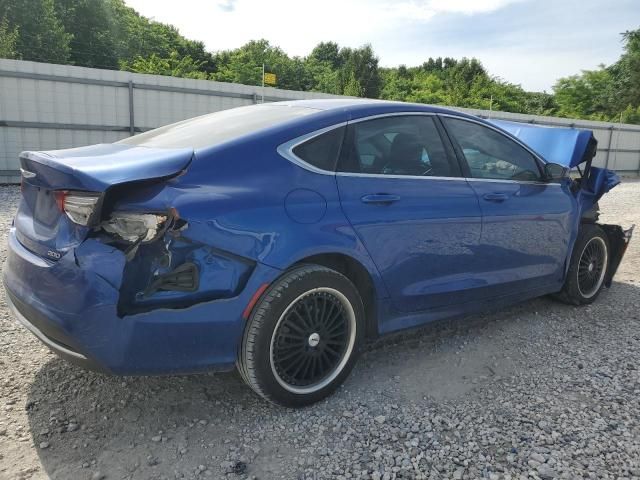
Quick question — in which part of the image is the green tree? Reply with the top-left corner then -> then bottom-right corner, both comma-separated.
53,0 -> 119,68
308,42 -> 342,70
211,39 -> 309,90
120,51 -> 208,79
0,17 -> 18,58
553,68 -> 615,120
106,0 -> 215,71
553,27 -> 640,122
338,44 -> 382,98
343,71 -> 364,97
611,29 -> 640,112
0,0 -> 71,62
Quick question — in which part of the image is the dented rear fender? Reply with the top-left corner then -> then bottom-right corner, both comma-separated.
74,179 -> 271,316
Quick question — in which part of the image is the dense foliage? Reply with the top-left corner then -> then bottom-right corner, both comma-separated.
0,0 -> 638,124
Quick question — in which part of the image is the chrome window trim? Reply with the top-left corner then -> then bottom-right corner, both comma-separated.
335,172 -> 464,182
276,121 -> 348,176
276,112 -> 439,176
464,177 -> 560,186
277,111 -> 560,186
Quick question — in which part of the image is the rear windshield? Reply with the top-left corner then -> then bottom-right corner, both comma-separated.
117,104 -> 317,149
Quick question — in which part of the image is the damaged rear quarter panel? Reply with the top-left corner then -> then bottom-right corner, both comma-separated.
81,171 -> 268,317
116,231 -> 255,316
91,135 -> 387,317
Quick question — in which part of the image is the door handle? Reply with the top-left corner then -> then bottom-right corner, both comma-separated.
482,192 -> 509,202
361,194 -> 400,204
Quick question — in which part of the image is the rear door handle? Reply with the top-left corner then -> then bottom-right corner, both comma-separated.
482,193 -> 509,202
361,194 -> 401,205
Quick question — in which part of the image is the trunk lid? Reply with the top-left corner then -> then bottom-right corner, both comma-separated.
20,144 -> 193,191
16,144 -> 192,260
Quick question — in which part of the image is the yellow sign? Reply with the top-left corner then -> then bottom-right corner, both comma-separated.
264,72 -> 277,86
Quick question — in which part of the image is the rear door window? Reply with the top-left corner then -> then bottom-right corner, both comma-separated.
337,115 -> 460,177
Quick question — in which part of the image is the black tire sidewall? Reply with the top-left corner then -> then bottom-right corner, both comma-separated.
240,266 -> 365,407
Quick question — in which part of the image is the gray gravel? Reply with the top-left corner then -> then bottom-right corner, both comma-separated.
1,181 -> 639,480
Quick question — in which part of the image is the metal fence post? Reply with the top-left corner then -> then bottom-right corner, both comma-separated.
605,126 -> 614,170
128,80 -> 135,136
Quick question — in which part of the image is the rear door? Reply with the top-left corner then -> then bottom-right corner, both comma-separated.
441,115 -> 575,296
336,114 -> 483,314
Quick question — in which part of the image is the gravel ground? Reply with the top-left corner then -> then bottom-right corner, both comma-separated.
0,181 -> 639,480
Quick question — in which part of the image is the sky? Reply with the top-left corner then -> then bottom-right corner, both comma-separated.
124,0 -> 640,92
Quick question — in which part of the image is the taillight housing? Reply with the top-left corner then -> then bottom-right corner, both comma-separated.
102,212 -> 168,243
54,191 -> 101,226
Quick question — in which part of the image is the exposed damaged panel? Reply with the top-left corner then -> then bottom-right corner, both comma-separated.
113,224 -> 255,316
71,203 -> 256,317
103,212 -> 168,243
577,167 -> 621,216
74,240 -> 126,290
601,224 -> 635,287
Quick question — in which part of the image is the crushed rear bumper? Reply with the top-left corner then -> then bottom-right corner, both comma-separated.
3,227 -> 282,375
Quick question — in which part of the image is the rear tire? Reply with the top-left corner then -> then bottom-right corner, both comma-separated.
237,265 -> 364,407
554,224 -> 609,305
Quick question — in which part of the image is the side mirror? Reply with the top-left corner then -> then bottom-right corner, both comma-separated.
544,162 -> 568,182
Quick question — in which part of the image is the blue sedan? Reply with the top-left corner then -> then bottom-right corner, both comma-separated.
3,100 -> 633,406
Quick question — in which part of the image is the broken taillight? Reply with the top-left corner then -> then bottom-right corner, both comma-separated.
54,191 -> 101,226
101,212 -> 168,243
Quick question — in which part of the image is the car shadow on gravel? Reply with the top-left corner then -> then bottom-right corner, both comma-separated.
23,281 -> 639,479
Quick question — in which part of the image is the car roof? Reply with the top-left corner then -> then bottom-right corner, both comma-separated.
274,99 -> 468,117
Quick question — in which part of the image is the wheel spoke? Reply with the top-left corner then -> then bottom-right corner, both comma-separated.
324,343 -> 342,357
327,320 -> 346,336
291,308 -> 313,331
279,330 -> 305,341
323,300 -> 337,325
283,318 -> 307,335
276,346 -> 305,364
302,301 -> 316,330
326,308 -> 344,330
313,295 -> 320,326
319,295 -> 328,325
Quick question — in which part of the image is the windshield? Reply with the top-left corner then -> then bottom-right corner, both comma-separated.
117,104 -> 317,149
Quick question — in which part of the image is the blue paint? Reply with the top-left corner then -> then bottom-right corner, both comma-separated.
488,119 -> 594,168
21,144 -> 193,191
2,100 -> 626,375
284,189 -> 327,224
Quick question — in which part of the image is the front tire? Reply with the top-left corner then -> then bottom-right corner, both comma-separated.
555,224 -> 609,305
237,265 -> 364,407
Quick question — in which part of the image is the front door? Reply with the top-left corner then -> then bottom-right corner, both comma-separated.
336,114 -> 483,313
441,116 -> 575,297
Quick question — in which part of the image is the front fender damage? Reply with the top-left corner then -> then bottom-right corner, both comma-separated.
601,224 -> 634,287
573,168 -> 633,286
74,218 -> 255,317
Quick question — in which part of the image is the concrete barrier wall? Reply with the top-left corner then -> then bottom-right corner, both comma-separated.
2,59 -> 639,183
